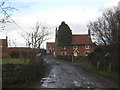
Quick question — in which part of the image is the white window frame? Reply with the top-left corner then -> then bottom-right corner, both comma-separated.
63,46 -> 66,50
52,48 -> 54,50
49,48 -> 52,52
85,45 -> 89,49
85,51 -> 90,56
0,45 -> 2,47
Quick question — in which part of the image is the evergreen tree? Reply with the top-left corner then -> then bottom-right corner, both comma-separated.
58,21 -> 72,45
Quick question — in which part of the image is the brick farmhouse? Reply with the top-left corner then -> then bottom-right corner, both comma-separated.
46,28 -> 96,58
0,36 -> 40,58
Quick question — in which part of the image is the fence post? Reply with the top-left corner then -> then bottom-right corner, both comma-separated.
72,56 -> 74,62
108,62 -> 111,72
97,60 -> 99,70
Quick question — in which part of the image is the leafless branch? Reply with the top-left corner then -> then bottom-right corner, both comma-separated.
21,21 -> 50,48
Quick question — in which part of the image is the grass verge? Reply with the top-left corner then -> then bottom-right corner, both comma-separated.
58,56 -> 88,63
73,57 -> 88,63
85,64 -> 120,82
2,58 -> 30,64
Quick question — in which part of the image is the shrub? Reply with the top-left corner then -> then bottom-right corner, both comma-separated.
2,57 -> 49,88
88,45 -> 119,73
10,51 -> 19,58
57,55 -> 72,61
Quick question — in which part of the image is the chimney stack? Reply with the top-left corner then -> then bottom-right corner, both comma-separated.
55,27 -> 58,37
6,36 -> 8,47
88,28 -> 90,37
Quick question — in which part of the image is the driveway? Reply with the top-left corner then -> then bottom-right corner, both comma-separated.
33,55 -> 118,88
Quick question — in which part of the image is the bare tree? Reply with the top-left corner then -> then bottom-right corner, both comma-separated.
88,18 -> 109,45
87,7 -> 120,72
22,21 -> 50,49
103,7 -> 120,45
88,7 -> 120,45
0,0 -> 17,30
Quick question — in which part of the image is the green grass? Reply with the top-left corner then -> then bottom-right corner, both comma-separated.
58,56 -> 88,63
73,57 -> 87,63
1,58 -> 30,64
85,64 -> 98,72
85,64 -> 120,81
98,71 -> 120,80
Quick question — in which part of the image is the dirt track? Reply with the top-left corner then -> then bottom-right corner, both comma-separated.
34,55 -> 118,88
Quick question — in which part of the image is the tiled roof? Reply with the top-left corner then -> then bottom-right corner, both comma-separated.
8,47 -> 31,50
72,34 -> 93,45
0,39 -> 6,44
47,42 -> 55,48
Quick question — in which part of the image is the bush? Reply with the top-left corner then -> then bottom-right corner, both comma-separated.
57,55 -> 87,63
2,57 -> 49,88
74,56 -> 87,63
88,45 -> 119,73
57,55 -> 72,61
10,51 -> 19,58
18,57 -> 48,84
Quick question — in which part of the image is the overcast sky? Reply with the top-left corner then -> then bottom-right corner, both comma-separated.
0,0 -> 119,48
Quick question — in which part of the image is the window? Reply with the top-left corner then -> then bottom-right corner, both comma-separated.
85,51 -> 90,56
63,46 -> 66,50
49,48 -> 52,53
85,45 -> 89,49
0,45 -> 2,47
52,48 -> 54,50
73,45 -> 77,49
61,51 -> 67,55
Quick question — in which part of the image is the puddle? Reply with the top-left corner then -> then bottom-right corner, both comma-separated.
41,76 -> 56,88
80,82 -> 97,88
39,56 -> 118,88
73,81 -> 81,87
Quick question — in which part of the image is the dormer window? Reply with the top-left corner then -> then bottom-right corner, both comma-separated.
85,45 -> 89,49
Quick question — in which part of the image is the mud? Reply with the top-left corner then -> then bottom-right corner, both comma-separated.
33,55 -> 118,88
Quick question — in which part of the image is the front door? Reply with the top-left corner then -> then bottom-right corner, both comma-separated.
74,52 -> 78,57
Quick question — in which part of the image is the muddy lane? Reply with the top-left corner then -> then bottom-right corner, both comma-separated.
35,55 -> 118,88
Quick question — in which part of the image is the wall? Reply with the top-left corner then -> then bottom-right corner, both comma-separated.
55,44 -> 95,57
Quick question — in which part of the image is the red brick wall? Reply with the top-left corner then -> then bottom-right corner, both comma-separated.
8,47 -> 40,58
55,44 -> 95,57
66,46 -> 73,56
46,42 -> 55,54
46,42 -> 55,49
0,37 -> 40,58
0,38 -> 10,58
